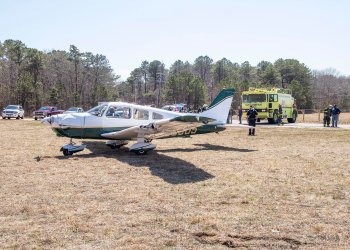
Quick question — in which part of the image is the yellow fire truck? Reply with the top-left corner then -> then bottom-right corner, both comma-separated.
241,88 -> 297,124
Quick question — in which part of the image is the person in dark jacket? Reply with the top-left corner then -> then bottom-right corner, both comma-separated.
277,104 -> 283,126
331,104 -> 341,127
238,106 -> 243,124
247,105 -> 258,136
323,105 -> 332,127
227,108 -> 233,124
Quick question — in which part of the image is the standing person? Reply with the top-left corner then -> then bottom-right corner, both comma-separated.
227,108 -> 233,124
323,105 -> 332,127
331,104 -> 341,127
277,104 -> 283,126
247,105 -> 258,136
238,106 -> 243,124
202,104 -> 208,111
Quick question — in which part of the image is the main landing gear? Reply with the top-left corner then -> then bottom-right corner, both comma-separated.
59,139 -> 155,156
60,138 -> 86,156
129,138 -> 156,155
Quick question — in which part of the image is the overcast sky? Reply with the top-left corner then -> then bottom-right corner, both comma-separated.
1,0 -> 349,80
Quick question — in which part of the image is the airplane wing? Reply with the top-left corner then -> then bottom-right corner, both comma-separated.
101,115 -> 216,140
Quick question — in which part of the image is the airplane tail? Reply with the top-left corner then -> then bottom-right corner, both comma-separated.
200,88 -> 235,124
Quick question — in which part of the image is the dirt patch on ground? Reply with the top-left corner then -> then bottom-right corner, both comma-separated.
0,120 -> 349,249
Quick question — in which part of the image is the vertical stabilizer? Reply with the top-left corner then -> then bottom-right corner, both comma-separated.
201,88 -> 235,123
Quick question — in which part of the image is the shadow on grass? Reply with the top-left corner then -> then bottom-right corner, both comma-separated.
157,143 -> 257,153
54,141 -> 217,184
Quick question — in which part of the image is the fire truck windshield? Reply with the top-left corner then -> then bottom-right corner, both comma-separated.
243,94 -> 266,103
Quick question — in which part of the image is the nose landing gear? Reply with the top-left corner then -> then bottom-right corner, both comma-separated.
129,138 -> 156,155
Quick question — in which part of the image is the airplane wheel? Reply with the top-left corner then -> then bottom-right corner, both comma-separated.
34,117 -> 38,120
16,116 -> 19,119
62,149 -> 73,156
7,117 -> 10,119
135,150 -> 147,155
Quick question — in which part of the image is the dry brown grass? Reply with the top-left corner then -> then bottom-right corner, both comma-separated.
0,120 -> 350,249
298,112 -> 350,124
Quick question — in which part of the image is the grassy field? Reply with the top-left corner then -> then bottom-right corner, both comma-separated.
0,120 -> 349,249
297,112 -> 350,124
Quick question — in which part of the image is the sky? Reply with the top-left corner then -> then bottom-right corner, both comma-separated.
1,0 -> 349,80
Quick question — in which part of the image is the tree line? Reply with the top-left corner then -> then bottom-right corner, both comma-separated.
120,57 -> 350,110
1,39 -> 349,114
0,39 -> 119,114
121,57 -> 315,110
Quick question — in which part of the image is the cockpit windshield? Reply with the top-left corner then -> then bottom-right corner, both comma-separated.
242,94 -> 266,103
87,104 -> 108,116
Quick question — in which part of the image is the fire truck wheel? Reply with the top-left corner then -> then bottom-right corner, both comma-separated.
272,110 -> 278,124
288,110 -> 297,123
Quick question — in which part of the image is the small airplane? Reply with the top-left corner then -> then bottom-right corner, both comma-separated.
42,88 -> 235,156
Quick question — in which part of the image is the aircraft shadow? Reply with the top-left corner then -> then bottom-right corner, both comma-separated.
157,143 -> 257,153
55,141 -> 215,185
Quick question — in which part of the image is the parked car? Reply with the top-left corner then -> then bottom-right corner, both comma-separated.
162,103 -> 187,112
64,107 -> 84,114
162,105 -> 177,112
2,105 -> 25,119
174,103 -> 187,112
33,106 -> 65,120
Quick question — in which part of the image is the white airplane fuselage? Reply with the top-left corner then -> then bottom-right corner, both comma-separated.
47,102 -> 224,140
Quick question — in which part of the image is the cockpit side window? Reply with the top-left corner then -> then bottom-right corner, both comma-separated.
152,112 -> 164,120
269,94 -> 278,102
134,109 -> 149,120
106,106 -> 131,119
87,104 -> 108,116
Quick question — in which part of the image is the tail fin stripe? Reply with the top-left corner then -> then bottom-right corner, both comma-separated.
207,95 -> 234,111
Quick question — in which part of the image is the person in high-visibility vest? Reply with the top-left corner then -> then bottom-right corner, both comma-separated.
323,105 -> 332,127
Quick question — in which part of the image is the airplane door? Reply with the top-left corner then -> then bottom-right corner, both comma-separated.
101,105 -> 133,134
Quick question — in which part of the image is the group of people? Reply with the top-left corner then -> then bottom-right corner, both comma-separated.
237,103 -> 342,136
323,104 -> 341,127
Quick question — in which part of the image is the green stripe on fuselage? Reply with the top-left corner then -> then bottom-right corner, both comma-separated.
52,124 -> 225,140
52,127 -> 130,139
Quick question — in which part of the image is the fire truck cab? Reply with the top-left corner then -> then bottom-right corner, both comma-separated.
242,88 -> 297,124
